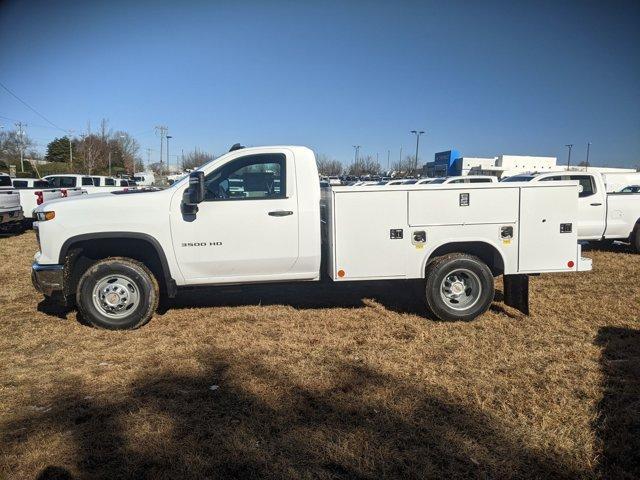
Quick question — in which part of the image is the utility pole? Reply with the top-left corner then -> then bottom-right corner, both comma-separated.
146,148 -> 152,170
15,122 -> 27,173
155,126 -> 168,178
108,151 -> 112,176
410,130 -> 425,173
565,144 -> 573,169
67,130 -> 74,168
181,149 -> 184,170
166,135 -> 173,174
387,149 -> 390,172
585,142 -> 591,170
352,145 -> 361,174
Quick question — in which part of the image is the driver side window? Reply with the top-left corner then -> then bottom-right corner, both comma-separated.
203,153 -> 286,201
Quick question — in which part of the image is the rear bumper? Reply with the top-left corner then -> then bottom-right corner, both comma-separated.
0,207 -> 24,225
31,262 -> 64,296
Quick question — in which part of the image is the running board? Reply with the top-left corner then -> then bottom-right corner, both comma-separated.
503,274 -> 529,315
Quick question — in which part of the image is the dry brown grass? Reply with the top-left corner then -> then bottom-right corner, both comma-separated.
0,231 -> 638,479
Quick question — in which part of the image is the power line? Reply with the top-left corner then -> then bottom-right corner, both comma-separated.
0,80 -> 67,133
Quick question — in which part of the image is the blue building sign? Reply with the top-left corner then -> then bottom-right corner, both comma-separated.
434,150 -> 461,176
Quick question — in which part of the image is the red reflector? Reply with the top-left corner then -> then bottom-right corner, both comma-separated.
35,191 -> 44,205
567,260 -> 575,268
61,188 -> 68,197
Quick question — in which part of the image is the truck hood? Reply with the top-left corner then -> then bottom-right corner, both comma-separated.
33,189 -> 171,221
34,189 -> 165,212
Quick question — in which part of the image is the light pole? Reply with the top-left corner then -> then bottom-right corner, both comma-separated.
565,144 -> 573,168
585,142 -> 591,170
352,145 -> 361,173
166,135 -> 173,175
410,130 -> 425,173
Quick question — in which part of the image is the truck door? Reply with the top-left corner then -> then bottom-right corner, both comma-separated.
540,174 -> 605,239
568,175 -> 606,239
170,152 -> 300,282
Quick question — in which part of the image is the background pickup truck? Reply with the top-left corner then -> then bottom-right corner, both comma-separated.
11,177 -> 87,226
32,145 -> 590,330
43,174 -> 136,194
502,171 -> 640,251
0,173 -> 24,232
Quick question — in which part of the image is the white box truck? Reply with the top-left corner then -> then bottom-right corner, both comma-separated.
32,146 -> 591,330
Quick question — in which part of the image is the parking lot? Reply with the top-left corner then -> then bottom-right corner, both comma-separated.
0,230 -> 638,479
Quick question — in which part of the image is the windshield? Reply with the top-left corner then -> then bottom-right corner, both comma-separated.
501,175 -> 534,182
0,176 -> 12,187
430,178 -> 446,184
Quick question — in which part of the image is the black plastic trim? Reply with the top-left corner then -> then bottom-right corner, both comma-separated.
58,232 -> 178,298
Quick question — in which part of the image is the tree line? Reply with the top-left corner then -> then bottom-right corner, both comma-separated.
316,153 -> 422,177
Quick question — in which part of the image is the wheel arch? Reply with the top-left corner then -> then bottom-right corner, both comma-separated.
423,240 -> 506,277
59,232 -> 177,298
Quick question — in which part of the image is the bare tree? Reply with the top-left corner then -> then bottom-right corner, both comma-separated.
182,149 -> 215,170
392,155 -> 419,176
113,131 -> 140,174
316,154 -> 342,176
0,129 -> 36,167
347,155 -> 380,176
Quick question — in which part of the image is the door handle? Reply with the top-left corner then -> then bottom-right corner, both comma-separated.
590,203 -> 602,206
268,210 -> 293,217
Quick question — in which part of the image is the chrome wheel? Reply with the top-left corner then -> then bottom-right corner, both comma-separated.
92,274 -> 140,319
440,268 -> 482,311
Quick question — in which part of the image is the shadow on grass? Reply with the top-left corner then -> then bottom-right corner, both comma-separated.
163,281 -> 513,322
3,349 -> 587,480
162,279 -> 432,318
582,241 -> 636,254
594,327 -> 640,479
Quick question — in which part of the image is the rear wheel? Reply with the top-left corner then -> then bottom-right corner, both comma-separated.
424,253 -> 495,321
76,257 -> 159,330
633,223 -> 640,253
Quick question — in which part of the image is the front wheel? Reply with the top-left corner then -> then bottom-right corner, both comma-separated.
424,253 -> 495,321
76,257 -> 159,330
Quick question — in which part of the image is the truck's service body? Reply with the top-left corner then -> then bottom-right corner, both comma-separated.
323,182 -> 587,281
32,146 -> 591,327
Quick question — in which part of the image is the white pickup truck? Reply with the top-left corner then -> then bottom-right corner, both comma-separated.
0,173 -> 24,232
11,178 -> 87,226
32,146 -> 591,330
43,174 -> 135,194
502,171 -> 640,251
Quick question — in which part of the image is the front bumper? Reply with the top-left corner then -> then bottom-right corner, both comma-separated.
31,262 -> 64,296
0,207 -> 24,225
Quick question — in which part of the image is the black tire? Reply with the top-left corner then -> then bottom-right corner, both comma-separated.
424,253 -> 495,321
633,224 -> 640,254
76,257 -> 159,330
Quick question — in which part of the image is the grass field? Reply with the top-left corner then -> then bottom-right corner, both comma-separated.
1,231 -> 638,479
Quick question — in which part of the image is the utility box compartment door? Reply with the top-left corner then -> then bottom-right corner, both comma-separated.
408,187 -> 519,226
332,191 -> 407,279
518,186 -> 578,272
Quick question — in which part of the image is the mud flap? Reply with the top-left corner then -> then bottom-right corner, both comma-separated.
503,274 -> 529,315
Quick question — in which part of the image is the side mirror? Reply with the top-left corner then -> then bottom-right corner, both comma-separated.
182,171 -> 204,215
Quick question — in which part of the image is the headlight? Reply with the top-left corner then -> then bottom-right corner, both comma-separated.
35,211 -> 55,222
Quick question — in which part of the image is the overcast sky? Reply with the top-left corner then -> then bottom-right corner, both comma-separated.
1,0 -> 638,168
